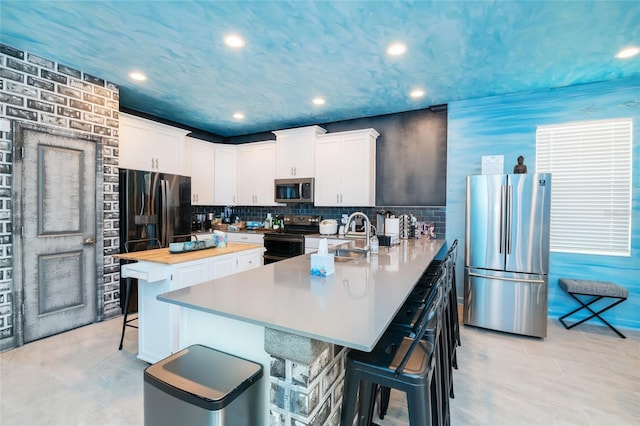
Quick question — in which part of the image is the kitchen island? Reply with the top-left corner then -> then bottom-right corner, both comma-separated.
114,242 -> 264,363
158,238 -> 445,425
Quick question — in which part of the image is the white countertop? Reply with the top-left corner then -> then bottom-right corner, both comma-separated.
158,239 -> 445,351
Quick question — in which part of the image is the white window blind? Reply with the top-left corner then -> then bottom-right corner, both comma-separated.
536,118 -> 632,256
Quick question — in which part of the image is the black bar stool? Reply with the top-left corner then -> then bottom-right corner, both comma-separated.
446,240 -> 460,358
341,276 -> 444,426
379,260 -> 453,424
384,263 -> 449,425
420,240 -> 460,367
118,238 -> 162,350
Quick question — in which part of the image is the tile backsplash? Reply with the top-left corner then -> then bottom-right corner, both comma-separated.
193,205 -> 446,237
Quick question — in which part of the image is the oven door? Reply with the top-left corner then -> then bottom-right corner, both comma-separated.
263,233 -> 305,264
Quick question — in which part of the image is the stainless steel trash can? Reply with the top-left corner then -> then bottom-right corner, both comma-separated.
144,344 -> 263,426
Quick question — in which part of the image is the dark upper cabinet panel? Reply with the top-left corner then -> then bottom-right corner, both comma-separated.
322,108 -> 447,207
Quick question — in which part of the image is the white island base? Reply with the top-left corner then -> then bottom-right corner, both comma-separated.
116,244 -> 264,364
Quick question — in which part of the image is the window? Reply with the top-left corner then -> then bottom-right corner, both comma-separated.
536,118 -> 632,256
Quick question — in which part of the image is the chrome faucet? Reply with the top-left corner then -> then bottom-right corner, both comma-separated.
345,211 -> 371,253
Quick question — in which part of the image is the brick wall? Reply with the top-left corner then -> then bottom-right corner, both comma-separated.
0,44 -> 120,350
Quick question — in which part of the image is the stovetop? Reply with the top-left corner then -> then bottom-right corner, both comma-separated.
268,214 -> 321,235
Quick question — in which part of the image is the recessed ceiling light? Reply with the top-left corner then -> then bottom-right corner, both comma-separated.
410,89 -> 425,98
615,46 -> 639,59
233,112 -> 245,120
224,34 -> 245,48
386,42 -> 407,56
129,71 -> 147,81
312,97 -> 325,105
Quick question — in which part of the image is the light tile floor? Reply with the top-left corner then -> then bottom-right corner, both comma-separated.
1,316 -> 638,426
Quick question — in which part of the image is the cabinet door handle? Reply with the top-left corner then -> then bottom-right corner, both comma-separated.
151,158 -> 155,170
336,193 -> 340,203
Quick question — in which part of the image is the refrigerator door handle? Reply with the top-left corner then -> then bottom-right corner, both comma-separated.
161,180 -> 168,247
507,184 -> 513,254
500,184 -> 506,254
467,271 -> 545,284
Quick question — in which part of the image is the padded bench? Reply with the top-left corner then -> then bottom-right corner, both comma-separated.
558,278 -> 628,338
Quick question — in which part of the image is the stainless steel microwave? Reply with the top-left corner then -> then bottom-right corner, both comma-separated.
274,178 -> 314,203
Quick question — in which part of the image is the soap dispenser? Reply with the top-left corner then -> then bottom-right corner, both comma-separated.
370,226 -> 379,254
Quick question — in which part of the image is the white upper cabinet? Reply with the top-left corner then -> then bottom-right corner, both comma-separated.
184,137 -> 215,205
236,141 -> 277,206
213,144 -> 237,205
273,125 -> 326,178
119,113 -> 188,175
314,128 -> 379,206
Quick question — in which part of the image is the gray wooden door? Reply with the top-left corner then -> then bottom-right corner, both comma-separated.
15,125 -> 98,343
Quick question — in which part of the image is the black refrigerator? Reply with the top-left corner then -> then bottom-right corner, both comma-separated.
118,169 -> 192,310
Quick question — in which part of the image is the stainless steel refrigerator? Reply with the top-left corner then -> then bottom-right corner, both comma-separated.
463,173 -> 551,337
119,169 -> 191,310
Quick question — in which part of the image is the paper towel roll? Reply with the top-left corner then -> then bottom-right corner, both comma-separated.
385,218 -> 399,236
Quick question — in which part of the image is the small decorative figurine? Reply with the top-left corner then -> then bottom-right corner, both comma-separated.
513,155 -> 527,174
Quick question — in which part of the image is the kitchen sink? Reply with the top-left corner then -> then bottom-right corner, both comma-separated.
331,248 -> 368,262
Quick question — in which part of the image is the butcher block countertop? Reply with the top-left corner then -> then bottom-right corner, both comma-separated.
113,242 -> 263,265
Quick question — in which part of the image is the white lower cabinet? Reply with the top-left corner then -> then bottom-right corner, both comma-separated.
209,253 -> 237,278
134,247 -> 263,363
237,249 -> 262,271
227,232 -> 265,245
304,237 -> 350,254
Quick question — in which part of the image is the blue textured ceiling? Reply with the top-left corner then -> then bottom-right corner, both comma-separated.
1,1 -> 639,137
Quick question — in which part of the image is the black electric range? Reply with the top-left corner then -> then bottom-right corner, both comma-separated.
263,215 -> 320,264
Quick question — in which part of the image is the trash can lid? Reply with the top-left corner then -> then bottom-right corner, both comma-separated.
144,344 -> 263,411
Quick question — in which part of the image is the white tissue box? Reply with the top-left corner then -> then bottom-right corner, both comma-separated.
310,253 -> 335,277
